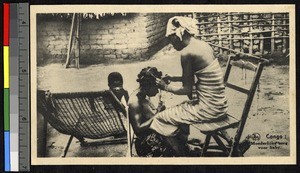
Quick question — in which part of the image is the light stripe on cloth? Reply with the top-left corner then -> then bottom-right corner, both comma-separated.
150,59 -> 228,137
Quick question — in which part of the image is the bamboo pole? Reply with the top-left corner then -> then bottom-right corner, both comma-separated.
196,18 -> 289,25
241,37 -> 244,53
240,14 -> 245,53
74,14 -> 81,69
65,13 -> 76,68
207,42 -> 269,63
195,24 -> 288,30
198,36 -> 289,41
217,16 -> 222,54
196,29 -> 285,37
194,12 -> 288,19
228,13 -> 232,51
282,14 -> 287,51
249,14 -> 253,54
260,33 -> 264,55
236,24 -> 288,27
271,14 -> 275,52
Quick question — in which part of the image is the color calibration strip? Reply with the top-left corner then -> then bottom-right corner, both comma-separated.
3,3 -> 11,172
3,3 -> 30,172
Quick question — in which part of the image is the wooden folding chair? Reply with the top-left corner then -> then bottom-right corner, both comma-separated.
192,55 -> 266,157
37,90 -> 127,157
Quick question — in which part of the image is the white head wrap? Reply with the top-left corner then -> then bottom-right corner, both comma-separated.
165,16 -> 198,41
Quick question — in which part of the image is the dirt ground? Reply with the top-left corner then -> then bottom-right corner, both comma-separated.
36,45 -> 290,157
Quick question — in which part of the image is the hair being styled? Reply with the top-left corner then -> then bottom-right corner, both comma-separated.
136,67 -> 162,88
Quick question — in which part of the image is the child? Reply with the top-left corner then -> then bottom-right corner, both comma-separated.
108,72 -> 129,105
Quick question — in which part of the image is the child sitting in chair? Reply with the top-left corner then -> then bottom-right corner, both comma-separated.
108,72 -> 129,105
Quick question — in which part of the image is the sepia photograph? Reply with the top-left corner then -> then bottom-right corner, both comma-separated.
30,5 -> 296,164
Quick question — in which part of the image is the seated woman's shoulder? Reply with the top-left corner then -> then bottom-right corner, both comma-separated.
183,39 -> 208,56
197,39 -> 210,47
128,95 -> 140,108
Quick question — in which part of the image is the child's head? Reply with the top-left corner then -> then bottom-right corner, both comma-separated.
108,72 -> 124,90
137,67 -> 162,87
136,67 -> 162,97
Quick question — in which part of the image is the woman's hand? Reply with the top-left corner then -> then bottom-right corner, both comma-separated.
157,79 -> 168,91
156,102 -> 166,113
161,74 -> 172,84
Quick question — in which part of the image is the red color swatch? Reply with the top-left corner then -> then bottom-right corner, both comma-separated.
3,3 -> 10,46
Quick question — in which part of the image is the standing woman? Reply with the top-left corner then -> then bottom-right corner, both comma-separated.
149,16 -> 229,156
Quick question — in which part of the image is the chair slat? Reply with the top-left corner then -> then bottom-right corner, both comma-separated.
74,97 -> 100,138
192,114 -> 239,134
222,114 -> 239,125
82,96 -> 107,137
64,97 -> 90,137
101,96 -> 122,134
226,82 -> 249,94
230,60 -> 257,71
53,98 -> 79,135
94,96 -> 113,134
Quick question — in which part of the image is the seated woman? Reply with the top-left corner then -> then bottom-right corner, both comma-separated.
128,67 -> 175,157
149,17 -> 229,156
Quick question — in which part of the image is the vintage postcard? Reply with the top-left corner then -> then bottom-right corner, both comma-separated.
30,5 -> 296,165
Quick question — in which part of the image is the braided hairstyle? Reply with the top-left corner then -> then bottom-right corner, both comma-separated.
136,67 -> 162,88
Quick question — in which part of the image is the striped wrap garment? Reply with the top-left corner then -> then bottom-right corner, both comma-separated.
150,59 -> 228,136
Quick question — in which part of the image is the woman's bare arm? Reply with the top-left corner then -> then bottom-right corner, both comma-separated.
160,54 -> 194,97
169,75 -> 182,82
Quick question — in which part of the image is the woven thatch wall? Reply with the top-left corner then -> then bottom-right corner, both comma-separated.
194,12 -> 289,56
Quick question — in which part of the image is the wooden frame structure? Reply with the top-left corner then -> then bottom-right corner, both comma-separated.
65,13 -> 81,69
37,90 -> 127,157
192,51 -> 266,157
194,12 -> 289,55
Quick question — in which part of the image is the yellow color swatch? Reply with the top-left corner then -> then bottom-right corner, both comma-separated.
4,46 -> 9,88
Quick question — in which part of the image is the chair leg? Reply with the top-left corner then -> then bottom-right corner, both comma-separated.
229,138 -> 240,157
128,126 -> 133,157
201,135 -> 211,157
61,135 -> 73,157
219,130 -> 232,145
129,137 -> 133,157
41,117 -> 48,157
212,135 -> 229,155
